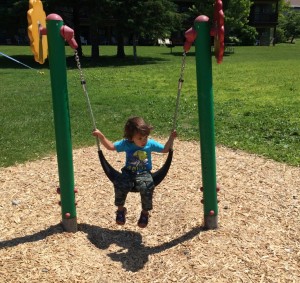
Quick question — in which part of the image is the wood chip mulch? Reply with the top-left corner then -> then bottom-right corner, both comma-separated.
0,139 -> 299,282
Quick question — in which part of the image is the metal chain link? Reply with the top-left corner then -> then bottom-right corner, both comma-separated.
172,52 -> 186,131
74,50 -> 100,150
74,50 -> 187,150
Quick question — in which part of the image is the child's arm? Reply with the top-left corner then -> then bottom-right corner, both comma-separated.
92,129 -> 116,151
161,130 -> 177,153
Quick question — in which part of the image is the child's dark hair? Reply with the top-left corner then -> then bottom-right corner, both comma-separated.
124,116 -> 153,140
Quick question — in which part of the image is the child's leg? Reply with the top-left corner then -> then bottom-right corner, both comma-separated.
113,169 -> 134,208
113,170 -> 134,225
135,172 -> 154,211
114,187 -> 128,209
135,172 -> 154,228
114,184 -> 128,225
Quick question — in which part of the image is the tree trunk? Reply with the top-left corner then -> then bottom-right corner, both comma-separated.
72,0 -> 82,57
90,24 -> 99,59
132,33 -> 138,63
116,32 -> 125,58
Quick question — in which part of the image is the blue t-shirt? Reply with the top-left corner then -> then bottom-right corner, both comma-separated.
114,138 -> 164,173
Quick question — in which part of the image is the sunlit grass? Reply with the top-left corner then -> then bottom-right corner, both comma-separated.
0,42 -> 299,167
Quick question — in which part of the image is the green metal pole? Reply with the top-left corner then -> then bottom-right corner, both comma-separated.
194,16 -> 218,229
46,14 -> 77,232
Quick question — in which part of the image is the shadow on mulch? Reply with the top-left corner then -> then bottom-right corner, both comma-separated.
79,223 -> 205,272
0,224 -> 63,249
0,223 -> 205,272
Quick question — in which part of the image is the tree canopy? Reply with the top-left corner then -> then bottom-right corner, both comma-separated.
277,1 -> 300,43
189,0 -> 257,45
2,0 -> 297,57
0,0 -> 183,58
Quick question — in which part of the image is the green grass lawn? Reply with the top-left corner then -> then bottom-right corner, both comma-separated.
0,43 -> 299,167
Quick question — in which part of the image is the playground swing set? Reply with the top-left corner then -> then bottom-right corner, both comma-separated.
27,0 -> 225,233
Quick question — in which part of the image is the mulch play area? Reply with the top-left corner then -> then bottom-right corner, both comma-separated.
0,139 -> 299,282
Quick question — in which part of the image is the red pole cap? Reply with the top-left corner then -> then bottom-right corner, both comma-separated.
194,15 -> 209,23
46,14 -> 63,21
183,15 -> 210,52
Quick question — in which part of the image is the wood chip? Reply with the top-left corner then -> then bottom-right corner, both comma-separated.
0,140 -> 299,282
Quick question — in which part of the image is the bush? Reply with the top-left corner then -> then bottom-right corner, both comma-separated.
238,26 -> 258,46
227,36 -> 241,45
275,27 -> 287,43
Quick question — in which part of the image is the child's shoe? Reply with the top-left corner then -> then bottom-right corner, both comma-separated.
138,211 -> 149,228
116,208 -> 127,225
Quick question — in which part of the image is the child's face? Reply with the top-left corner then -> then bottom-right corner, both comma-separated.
132,133 -> 148,147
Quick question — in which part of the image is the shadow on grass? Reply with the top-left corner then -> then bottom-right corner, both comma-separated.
0,54 -> 169,70
163,51 -> 195,57
0,223 -> 205,272
0,48 -> 234,70
69,55 -> 169,68
0,54 -> 45,70
161,50 -> 234,58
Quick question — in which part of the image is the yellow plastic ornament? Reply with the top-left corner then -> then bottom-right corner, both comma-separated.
27,0 -> 48,64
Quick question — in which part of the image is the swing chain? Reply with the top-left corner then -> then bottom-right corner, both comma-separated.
74,50 -> 100,150
74,50 -> 86,86
179,52 -> 186,89
74,50 -> 186,151
172,52 -> 187,132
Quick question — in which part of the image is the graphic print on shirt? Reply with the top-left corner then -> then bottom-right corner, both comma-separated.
127,150 -> 148,172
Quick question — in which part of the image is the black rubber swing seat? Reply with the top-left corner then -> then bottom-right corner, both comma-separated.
98,149 -> 173,189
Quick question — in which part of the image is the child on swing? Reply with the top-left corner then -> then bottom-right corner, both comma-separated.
93,116 -> 177,228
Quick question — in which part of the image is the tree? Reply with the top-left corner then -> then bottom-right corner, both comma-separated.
108,0 -> 182,59
224,0 -> 257,44
189,0 -> 256,45
45,0 -> 181,60
278,9 -> 300,43
285,10 -> 300,43
44,0 -> 85,57
0,0 -> 29,44
44,0 -> 108,59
